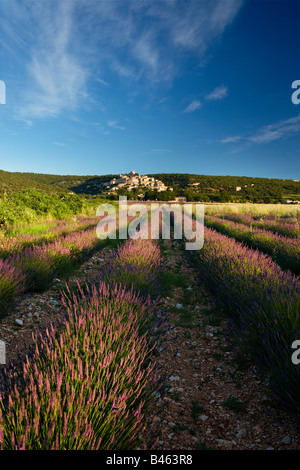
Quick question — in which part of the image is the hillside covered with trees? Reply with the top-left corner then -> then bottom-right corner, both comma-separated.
146,173 -> 300,204
0,169 -> 299,205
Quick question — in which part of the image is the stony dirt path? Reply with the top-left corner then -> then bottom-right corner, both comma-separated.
150,238 -> 300,450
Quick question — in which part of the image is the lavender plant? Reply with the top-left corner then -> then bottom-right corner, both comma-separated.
0,216 -> 102,259
0,238 -> 167,450
3,226 -> 107,295
100,239 -> 165,297
0,259 -> 26,316
220,213 -> 299,239
204,215 -> 300,275
192,226 -> 300,415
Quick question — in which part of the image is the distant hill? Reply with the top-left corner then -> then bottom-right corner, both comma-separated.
0,169 -> 299,203
0,170 -> 65,194
147,173 -> 300,203
0,170 -> 117,195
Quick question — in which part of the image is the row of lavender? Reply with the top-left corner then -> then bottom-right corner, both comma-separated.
217,213 -> 299,239
204,215 -> 300,275
190,226 -> 300,415
0,223 -> 108,316
0,216 -> 103,259
0,238 -> 167,449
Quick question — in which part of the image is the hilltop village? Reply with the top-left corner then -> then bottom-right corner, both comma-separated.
101,170 -> 173,195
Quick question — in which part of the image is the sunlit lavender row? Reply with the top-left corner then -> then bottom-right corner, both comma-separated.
0,216 -> 103,259
0,224 -> 108,316
204,215 -> 300,275
218,213 -> 299,239
100,238 -> 165,297
192,226 -> 300,415
0,260 -> 26,316
0,238 -> 167,449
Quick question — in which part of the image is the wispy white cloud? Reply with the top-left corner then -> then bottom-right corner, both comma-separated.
52,141 -> 68,147
220,135 -> 242,143
206,85 -> 228,101
249,114 -> 300,144
96,78 -> 109,87
221,114 -> 300,147
107,120 -> 126,131
1,1 -> 88,120
0,0 -> 243,120
184,100 -> 202,113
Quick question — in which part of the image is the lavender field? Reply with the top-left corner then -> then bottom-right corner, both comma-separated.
0,207 -> 299,450
204,215 -> 300,274
0,216 -> 112,315
190,224 -> 300,414
0,220 -> 169,449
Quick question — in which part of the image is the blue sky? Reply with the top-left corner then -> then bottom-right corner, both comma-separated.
0,0 -> 299,179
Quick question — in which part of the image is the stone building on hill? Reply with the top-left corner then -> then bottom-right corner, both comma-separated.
103,171 -> 172,193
